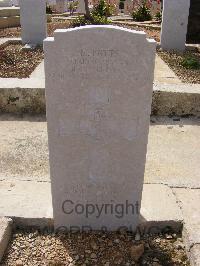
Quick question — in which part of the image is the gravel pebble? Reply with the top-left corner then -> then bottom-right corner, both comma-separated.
158,49 -> 200,84
0,44 -> 43,78
0,230 -> 190,266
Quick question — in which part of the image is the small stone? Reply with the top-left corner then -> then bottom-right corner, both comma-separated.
68,257 -> 73,262
15,260 -> 23,266
85,249 -> 91,254
152,263 -> 161,266
134,232 -> 141,241
107,240 -> 113,247
174,240 -> 185,250
166,234 -> 173,239
74,255 -> 80,260
114,239 -> 120,244
90,253 -> 97,259
91,240 -> 98,250
130,244 -> 144,261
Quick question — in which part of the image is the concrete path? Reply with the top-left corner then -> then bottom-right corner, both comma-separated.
0,115 -> 199,188
154,56 -> 182,84
0,37 -> 21,46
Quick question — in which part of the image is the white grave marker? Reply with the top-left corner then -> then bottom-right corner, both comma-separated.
44,25 -> 156,231
20,0 -> 46,45
55,0 -> 66,13
77,0 -> 85,14
161,0 -> 190,51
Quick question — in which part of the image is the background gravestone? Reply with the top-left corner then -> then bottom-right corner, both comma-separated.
187,0 -> 200,43
55,0 -> 66,13
77,0 -> 86,14
44,25 -> 156,231
161,0 -> 190,51
20,0 -> 46,45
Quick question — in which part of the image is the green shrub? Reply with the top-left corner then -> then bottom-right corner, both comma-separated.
72,16 -> 87,27
119,1 -> 124,9
181,57 -> 200,69
46,4 -> 52,14
72,0 -> 112,26
132,0 -> 152,22
92,0 -> 114,18
155,11 -> 162,21
68,1 -> 78,15
72,14 -> 111,27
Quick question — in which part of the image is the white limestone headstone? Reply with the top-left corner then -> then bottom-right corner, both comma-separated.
161,0 -> 190,51
44,25 -> 156,232
55,0 -> 66,13
77,0 -> 85,14
20,0 -> 46,45
150,0 -> 161,16
124,0 -> 133,15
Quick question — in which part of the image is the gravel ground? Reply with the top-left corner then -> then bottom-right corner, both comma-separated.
0,44 -> 43,78
0,21 -> 160,41
0,21 -> 71,38
114,23 -> 160,42
1,230 -> 189,266
157,49 -> 200,84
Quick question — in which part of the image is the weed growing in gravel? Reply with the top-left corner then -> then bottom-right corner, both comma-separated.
181,56 -> 200,70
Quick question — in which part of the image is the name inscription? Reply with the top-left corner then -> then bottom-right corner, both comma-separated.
69,49 -> 128,76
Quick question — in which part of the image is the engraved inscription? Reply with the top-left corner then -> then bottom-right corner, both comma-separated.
68,49 -> 128,77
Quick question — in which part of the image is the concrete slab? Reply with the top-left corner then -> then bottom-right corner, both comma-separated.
0,115 -> 200,189
1,82 -> 200,115
141,184 -> 183,231
0,181 -> 182,232
0,217 -> 12,262
0,37 -> 21,47
30,61 -> 44,79
145,116 -> 200,188
190,244 -> 200,266
172,188 -> 200,249
0,77 -> 44,88
0,180 -> 53,221
154,55 -> 182,84
0,115 -> 49,181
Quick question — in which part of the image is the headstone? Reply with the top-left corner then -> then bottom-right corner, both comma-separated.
124,0 -> 133,15
44,25 -> 156,231
150,0 -> 161,17
77,0 -> 85,14
55,0 -> 66,13
161,0 -> 190,51
187,0 -> 200,43
107,0 -> 120,15
20,0 -> 46,45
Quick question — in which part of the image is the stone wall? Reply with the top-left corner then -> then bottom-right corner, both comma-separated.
187,0 -> 200,43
